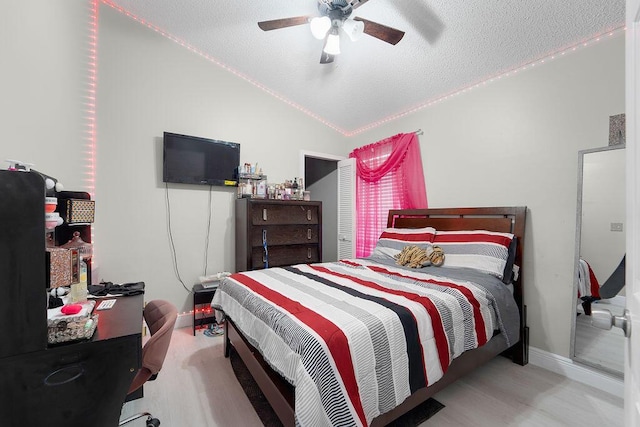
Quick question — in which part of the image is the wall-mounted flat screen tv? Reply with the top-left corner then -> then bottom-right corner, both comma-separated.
163,132 -> 240,187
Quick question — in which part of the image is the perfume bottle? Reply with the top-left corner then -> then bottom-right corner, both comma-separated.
70,258 -> 88,303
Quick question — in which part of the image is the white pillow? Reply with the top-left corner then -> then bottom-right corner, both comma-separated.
433,230 -> 515,279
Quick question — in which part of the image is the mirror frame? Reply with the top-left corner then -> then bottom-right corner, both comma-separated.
570,144 -> 625,377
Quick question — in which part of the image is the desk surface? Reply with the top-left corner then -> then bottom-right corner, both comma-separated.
92,294 -> 144,341
46,294 -> 144,347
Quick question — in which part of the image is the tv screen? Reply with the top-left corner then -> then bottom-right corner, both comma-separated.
163,132 -> 240,187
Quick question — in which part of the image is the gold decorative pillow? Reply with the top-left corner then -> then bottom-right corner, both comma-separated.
394,245 -> 445,268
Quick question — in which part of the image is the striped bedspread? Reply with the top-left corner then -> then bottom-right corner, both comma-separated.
212,258 -> 517,427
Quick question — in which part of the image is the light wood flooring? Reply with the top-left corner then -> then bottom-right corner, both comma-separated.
121,327 -> 624,427
575,300 -> 626,374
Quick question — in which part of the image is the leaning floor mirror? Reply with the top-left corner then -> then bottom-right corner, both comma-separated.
571,144 -> 626,376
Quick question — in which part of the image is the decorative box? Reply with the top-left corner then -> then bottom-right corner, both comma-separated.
60,199 -> 95,224
48,314 -> 98,344
46,247 -> 72,289
47,300 -> 98,344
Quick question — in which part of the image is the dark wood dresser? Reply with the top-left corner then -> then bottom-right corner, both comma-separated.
235,199 -> 322,272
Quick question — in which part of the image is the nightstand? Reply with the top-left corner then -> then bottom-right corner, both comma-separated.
192,284 -> 217,336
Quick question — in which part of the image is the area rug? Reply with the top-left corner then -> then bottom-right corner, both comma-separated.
230,347 -> 445,426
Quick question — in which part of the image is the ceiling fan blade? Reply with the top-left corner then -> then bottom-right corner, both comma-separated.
353,17 -> 405,45
258,16 -> 311,31
349,0 -> 371,11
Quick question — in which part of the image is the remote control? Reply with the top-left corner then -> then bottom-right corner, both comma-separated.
96,299 -> 116,310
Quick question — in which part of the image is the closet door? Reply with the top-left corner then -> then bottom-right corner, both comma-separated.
337,158 -> 355,259
624,0 -> 640,423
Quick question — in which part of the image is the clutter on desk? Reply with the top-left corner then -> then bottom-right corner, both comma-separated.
48,286 -> 68,309
47,299 -> 98,344
60,231 -> 93,303
88,281 -> 145,297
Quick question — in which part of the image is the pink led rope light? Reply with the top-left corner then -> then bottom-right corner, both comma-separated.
347,25 -> 626,136
84,1 -> 99,195
84,0 -> 100,266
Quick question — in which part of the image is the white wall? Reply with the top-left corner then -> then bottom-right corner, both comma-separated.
95,5 -> 347,313
1,0 -> 90,188
346,35 -> 625,358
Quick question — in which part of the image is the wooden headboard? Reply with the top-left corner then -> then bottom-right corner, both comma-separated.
387,206 -> 528,365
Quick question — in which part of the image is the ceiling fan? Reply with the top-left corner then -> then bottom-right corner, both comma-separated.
258,0 -> 405,64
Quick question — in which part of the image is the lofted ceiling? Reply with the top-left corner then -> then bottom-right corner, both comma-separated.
104,0 -> 624,135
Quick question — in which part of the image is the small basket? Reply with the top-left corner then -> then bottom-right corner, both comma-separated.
47,314 -> 99,344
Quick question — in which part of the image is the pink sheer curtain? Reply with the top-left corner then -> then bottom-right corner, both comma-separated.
349,133 -> 428,257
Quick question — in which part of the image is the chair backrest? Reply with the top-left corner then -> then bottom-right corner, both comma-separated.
128,299 -> 178,394
142,300 -> 178,374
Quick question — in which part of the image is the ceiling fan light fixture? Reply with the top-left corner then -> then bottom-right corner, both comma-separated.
323,30 -> 341,55
342,19 -> 365,41
310,16 -> 331,39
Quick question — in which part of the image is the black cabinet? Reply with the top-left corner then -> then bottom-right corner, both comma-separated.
0,170 -> 142,427
0,335 -> 139,425
0,170 -> 47,358
193,284 -> 217,335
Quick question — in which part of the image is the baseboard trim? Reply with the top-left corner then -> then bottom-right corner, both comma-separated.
176,312 -> 192,329
528,346 -> 623,398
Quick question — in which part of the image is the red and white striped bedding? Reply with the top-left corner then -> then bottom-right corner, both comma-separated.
212,259 -> 514,427
577,258 -> 601,299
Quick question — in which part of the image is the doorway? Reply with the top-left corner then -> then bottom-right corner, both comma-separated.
300,151 -> 344,262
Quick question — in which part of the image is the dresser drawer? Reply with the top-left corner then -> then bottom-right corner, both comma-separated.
251,245 -> 320,269
251,225 -> 319,246
251,203 -> 320,225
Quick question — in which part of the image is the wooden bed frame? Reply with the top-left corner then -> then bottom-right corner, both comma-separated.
223,206 -> 528,426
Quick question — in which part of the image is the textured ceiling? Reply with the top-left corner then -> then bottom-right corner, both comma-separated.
104,0 -> 624,135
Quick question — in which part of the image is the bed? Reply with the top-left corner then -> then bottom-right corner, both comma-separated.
212,206 -> 528,426
577,256 -> 626,315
